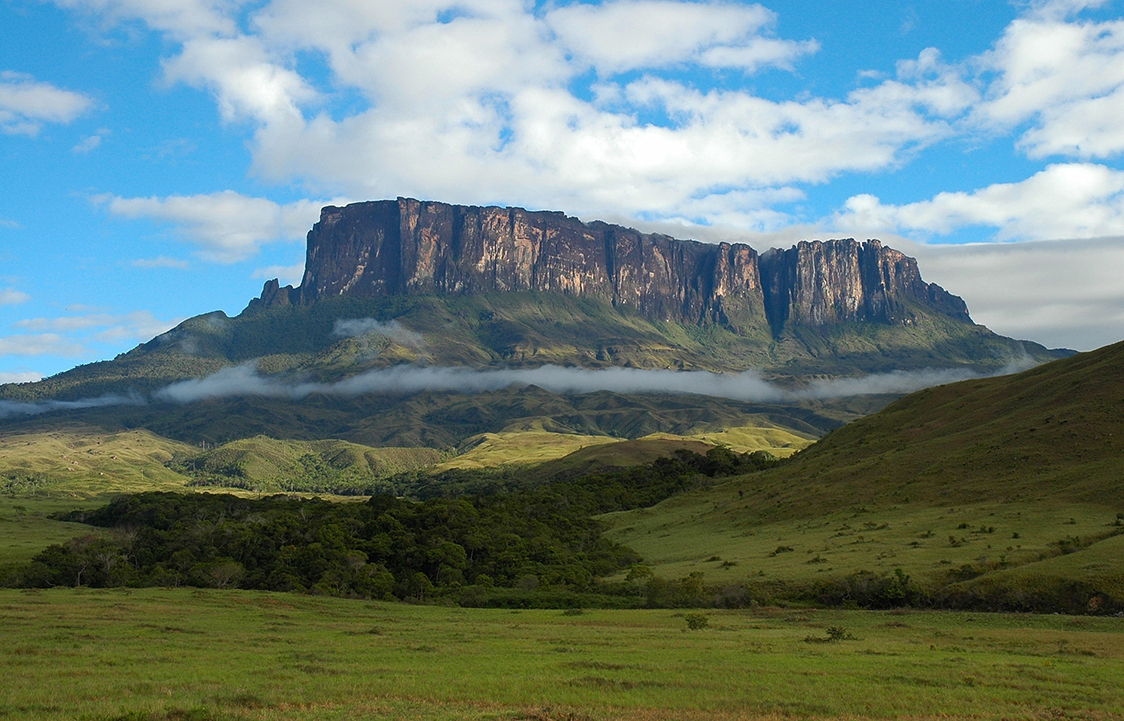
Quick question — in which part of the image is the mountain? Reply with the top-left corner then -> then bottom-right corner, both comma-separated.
252,198 -> 969,336
606,339 -> 1124,611
0,198 -> 1066,448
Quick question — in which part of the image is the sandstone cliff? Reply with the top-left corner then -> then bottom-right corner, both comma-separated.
250,198 -> 970,336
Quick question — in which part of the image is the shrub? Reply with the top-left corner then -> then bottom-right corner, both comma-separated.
684,613 -> 709,630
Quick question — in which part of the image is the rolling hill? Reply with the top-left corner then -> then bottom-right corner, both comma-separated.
606,339 -> 1124,610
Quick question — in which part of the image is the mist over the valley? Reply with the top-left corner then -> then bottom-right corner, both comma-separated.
0,392 -> 145,419
0,315 -> 1040,418
0,361 -> 1040,420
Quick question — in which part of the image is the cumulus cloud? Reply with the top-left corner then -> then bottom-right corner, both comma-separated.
545,0 -> 818,74
332,318 -> 424,348
153,361 -> 1025,406
975,4 -> 1124,158
14,311 -> 183,345
0,334 -> 87,357
0,288 -> 30,305
835,163 -> 1124,241
62,0 -> 978,229
72,128 -> 110,154
0,71 -> 93,135
100,191 -> 343,262
0,371 -> 44,384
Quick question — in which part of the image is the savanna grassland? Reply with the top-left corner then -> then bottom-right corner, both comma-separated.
3,587 -> 1123,721
3,341 -> 1123,720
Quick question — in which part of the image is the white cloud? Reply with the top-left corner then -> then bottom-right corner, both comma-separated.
14,311 -> 183,344
155,361 -> 1001,406
72,134 -> 101,153
835,163 -> 1124,241
332,318 -> 424,348
0,71 -> 93,135
0,334 -> 87,357
63,0 -> 975,228
0,288 -> 30,305
131,256 -> 190,269
0,371 -> 44,384
100,191 -> 342,262
976,8 -> 1124,158
72,127 -> 110,154
545,0 -> 817,74
252,262 -> 304,286
162,35 -> 317,125
52,0 -> 238,40
905,235 -> 1124,351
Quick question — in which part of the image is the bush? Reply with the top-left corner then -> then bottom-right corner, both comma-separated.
684,613 -> 709,630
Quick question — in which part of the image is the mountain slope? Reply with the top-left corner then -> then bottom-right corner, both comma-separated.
605,340 -> 1124,602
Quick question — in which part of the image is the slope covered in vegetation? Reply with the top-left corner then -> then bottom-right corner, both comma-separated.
607,341 -> 1124,611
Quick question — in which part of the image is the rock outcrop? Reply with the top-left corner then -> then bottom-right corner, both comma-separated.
249,198 -> 971,336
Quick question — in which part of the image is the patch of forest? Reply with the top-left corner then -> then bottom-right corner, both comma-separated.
2,448 -> 778,606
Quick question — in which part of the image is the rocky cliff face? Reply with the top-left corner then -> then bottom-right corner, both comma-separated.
250,198 -> 970,335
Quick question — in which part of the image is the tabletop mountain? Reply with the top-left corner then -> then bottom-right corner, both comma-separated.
0,199 -> 1065,445
254,198 -> 969,336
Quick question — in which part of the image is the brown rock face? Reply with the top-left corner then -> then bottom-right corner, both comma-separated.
759,239 -> 971,333
250,198 -> 970,336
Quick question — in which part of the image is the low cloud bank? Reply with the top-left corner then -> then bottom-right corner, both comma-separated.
0,392 -> 144,419
154,362 -> 1028,406
0,360 -> 1040,418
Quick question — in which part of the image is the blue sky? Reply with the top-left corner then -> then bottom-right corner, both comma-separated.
2,0 -> 1124,383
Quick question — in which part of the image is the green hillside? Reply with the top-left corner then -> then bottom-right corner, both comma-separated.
606,340 -> 1124,609
172,436 -> 447,494
0,384 -> 858,450
1,292 -> 1062,404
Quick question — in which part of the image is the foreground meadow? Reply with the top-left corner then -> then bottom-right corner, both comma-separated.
2,588 -> 1122,721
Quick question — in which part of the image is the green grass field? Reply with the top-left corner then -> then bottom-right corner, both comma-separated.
2,587 -> 1122,720
606,497 -> 1120,589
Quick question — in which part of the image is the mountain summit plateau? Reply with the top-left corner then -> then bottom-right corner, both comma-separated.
252,198 -> 970,337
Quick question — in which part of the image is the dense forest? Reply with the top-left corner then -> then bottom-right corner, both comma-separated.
4,448 -> 780,605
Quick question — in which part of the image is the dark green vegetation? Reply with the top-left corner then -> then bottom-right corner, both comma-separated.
0,382 -> 857,450
0,291 -> 1060,450
608,339 -> 1124,614
0,293 -> 1061,403
4,588 -> 1124,721
4,449 -> 775,606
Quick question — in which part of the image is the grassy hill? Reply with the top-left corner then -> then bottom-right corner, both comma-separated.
172,436 -> 448,494
437,419 -> 813,472
606,340 -> 1124,609
0,427 -> 195,496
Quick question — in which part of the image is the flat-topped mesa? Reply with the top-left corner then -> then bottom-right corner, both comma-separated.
249,198 -> 971,336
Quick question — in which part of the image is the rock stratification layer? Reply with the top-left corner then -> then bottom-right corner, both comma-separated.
254,198 -> 970,335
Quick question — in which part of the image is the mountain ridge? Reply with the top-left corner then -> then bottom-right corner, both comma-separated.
250,198 -> 972,338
